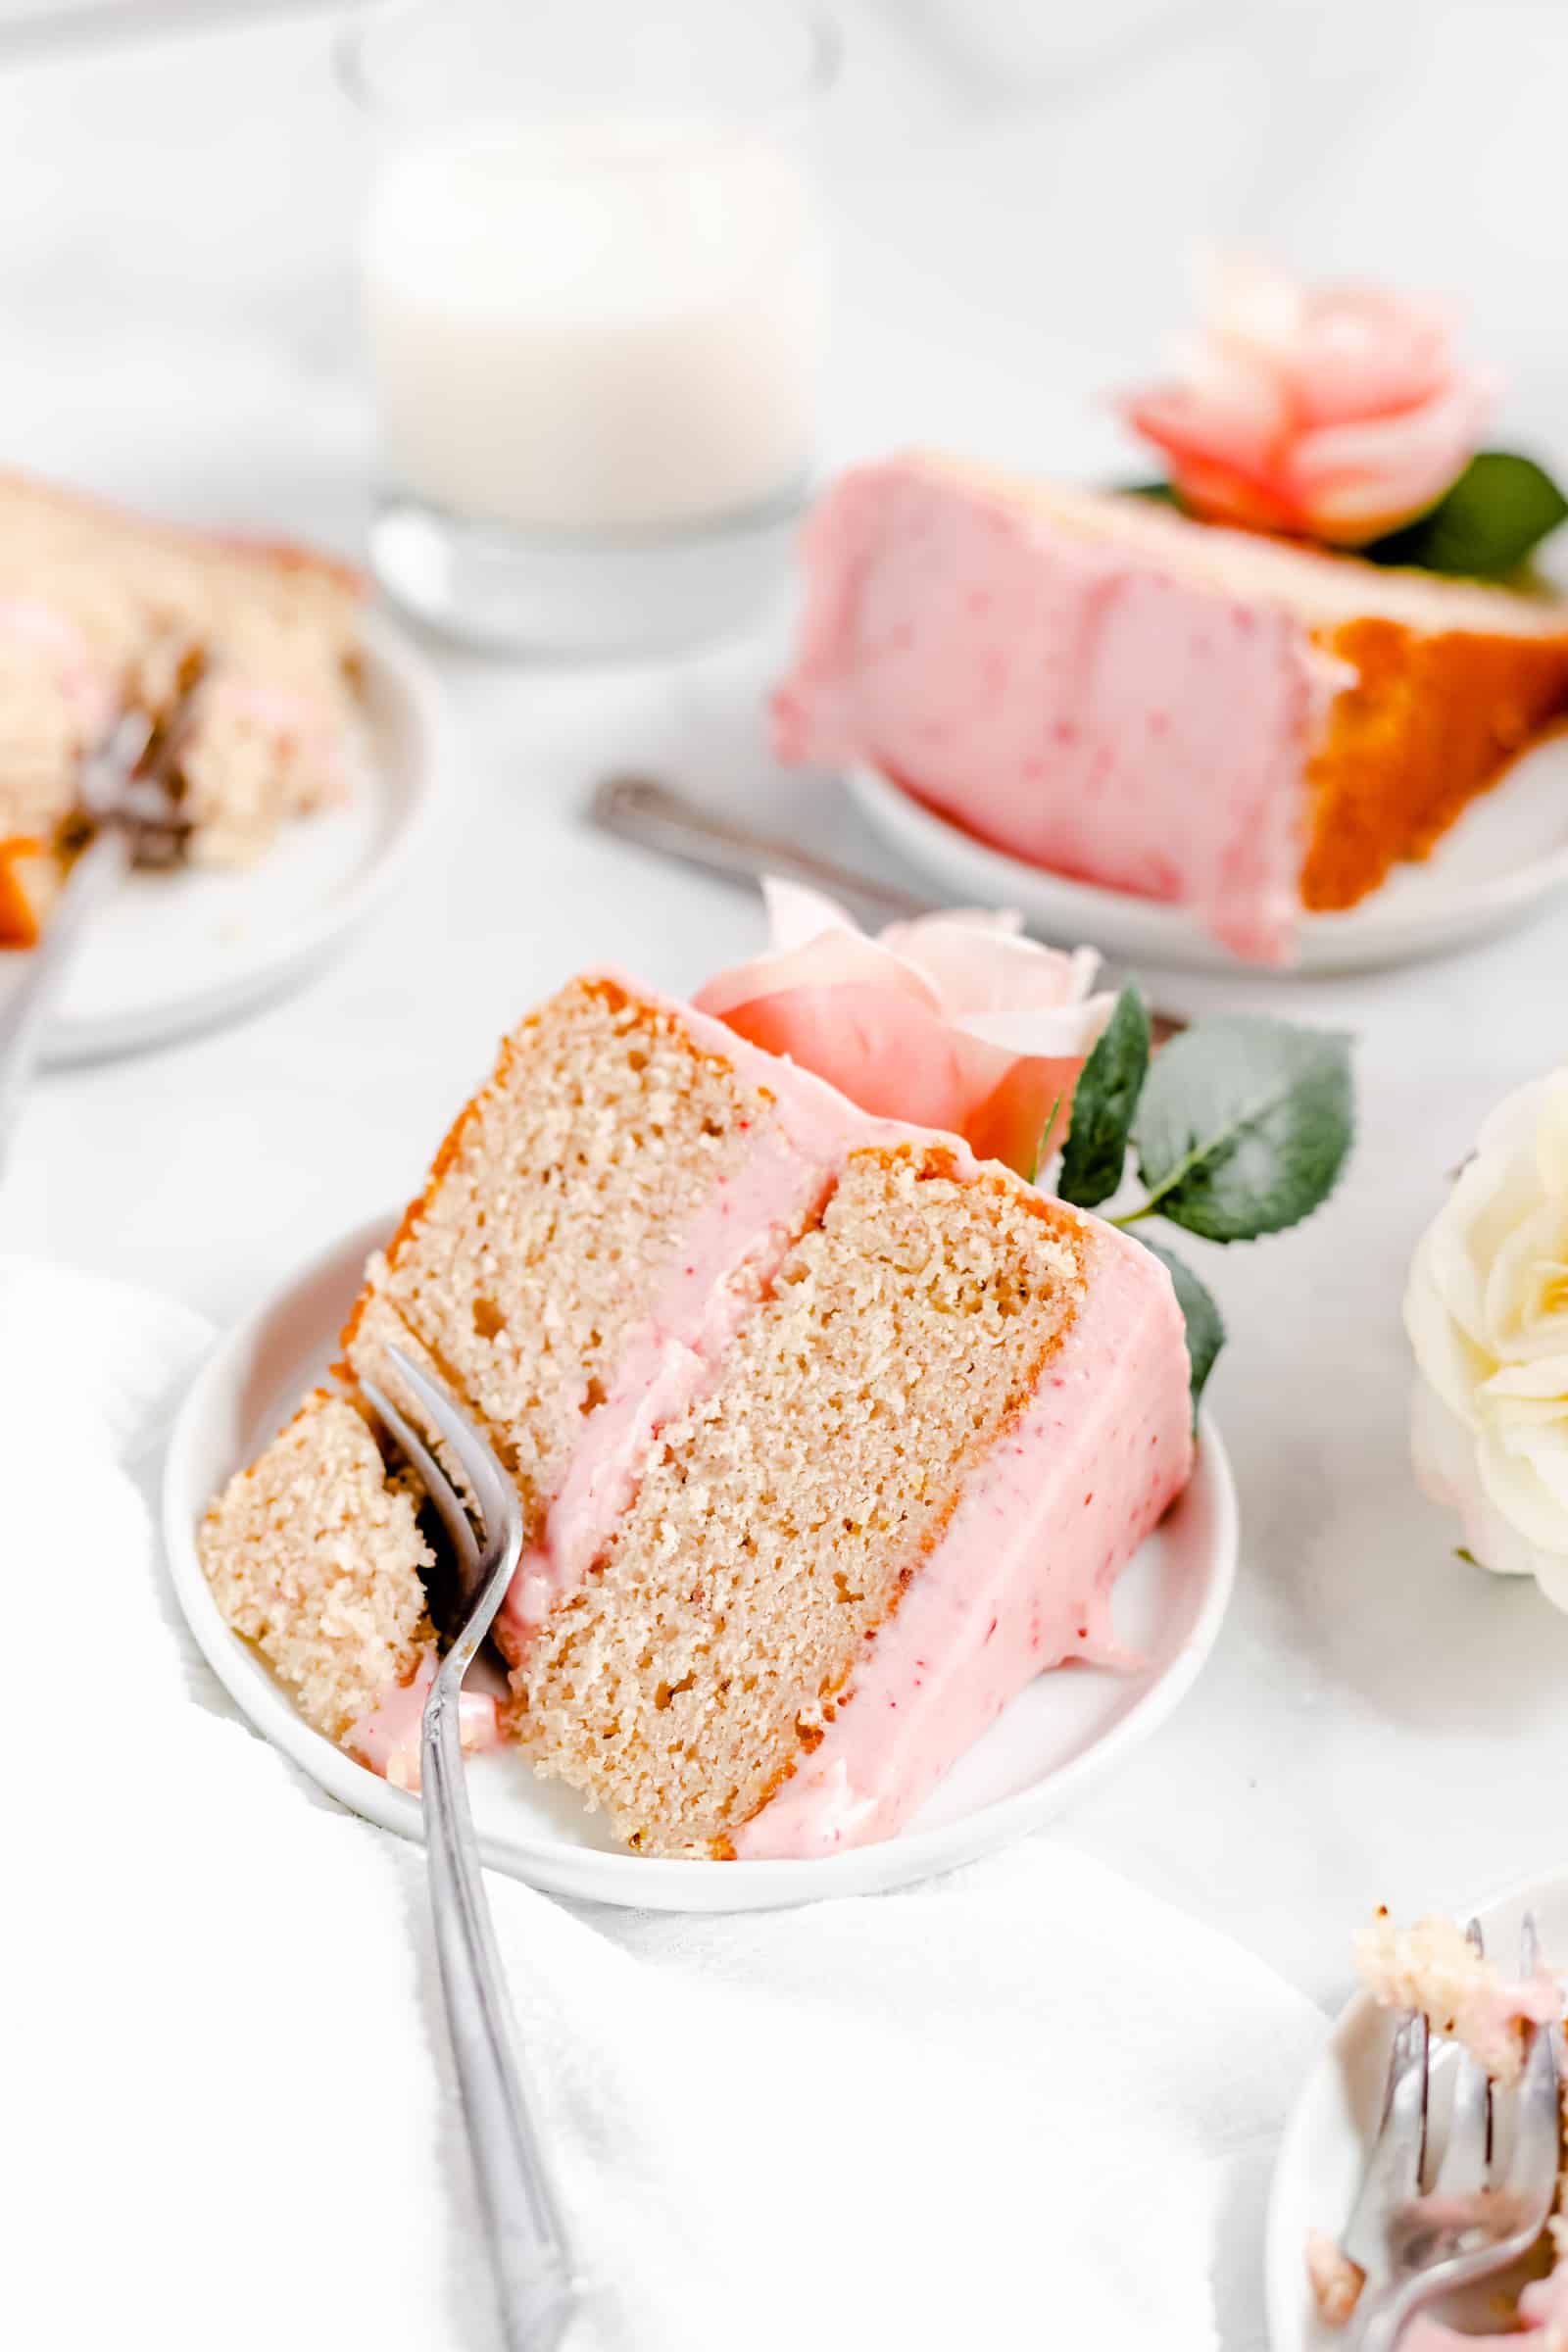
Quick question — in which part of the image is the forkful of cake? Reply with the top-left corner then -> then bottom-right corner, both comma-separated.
0,643 -> 203,1168
1308,1916 -> 1562,2349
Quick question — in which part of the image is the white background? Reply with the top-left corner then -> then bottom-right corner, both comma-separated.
4,0 -> 1568,2009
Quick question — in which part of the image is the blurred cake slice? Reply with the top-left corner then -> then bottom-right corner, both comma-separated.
200,973 -> 1195,1859
773,456 -> 1568,964
0,473 -> 364,946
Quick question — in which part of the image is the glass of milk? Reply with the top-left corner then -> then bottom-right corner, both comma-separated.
338,0 -> 838,654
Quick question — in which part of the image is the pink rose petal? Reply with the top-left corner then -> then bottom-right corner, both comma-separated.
1287,368 -> 1498,539
694,881 -> 1110,1175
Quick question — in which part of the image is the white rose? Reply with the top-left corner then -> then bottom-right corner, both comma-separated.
1404,1070 -> 1568,1607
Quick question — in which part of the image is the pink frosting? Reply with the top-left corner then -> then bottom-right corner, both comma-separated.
346,1653 -> 501,1789
1398,2252 -> 1568,2351
498,974 -> 988,1654
1460,1968 -> 1562,2065
772,458 -> 1326,965
0,597 -> 114,736
503,1125 -> 836,1638
730,1223 -> 1194,1856
209,677 -> 327,733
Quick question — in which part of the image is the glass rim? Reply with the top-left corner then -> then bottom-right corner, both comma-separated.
334,0 -> 842,122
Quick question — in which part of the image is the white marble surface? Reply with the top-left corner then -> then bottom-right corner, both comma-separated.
6,0 -> 1568,2023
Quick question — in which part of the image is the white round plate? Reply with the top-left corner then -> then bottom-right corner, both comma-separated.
0,609 -> 440,1064
849,747 -> 1568,977
164,1214 -> 1239,1914
1266,1868 -> 1568,2348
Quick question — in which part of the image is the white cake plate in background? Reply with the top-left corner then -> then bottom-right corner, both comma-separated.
849,745 -> 1568,977
1265,1867 -> 1568,2349
0,610 -> 439,1063
163,1213 -> 1239,1915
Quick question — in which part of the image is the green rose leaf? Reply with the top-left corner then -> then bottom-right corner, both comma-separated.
1358,450 -> 1568,579
1138,1237 -> 1225,1414
1131,1013 -> 1353,1241
1119,480 -> 1185,510
1055,984 -> 1152,1208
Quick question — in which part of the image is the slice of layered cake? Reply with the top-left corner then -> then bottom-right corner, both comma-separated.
773,456 -> 1568,964
0,472 -> 364,947
200,973 -> 1194,1859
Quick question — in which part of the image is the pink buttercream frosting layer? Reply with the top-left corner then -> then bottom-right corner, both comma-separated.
345,1654 -> 501,1790
771,458 -> 1328,965
1460,1968 -> 1561,2057
731,1223 -> 1193,1857
0,597 -> 114,736
502,1124 -> 836,1639
499,978 -> 977,1650
1401,2256 -> 1568,2350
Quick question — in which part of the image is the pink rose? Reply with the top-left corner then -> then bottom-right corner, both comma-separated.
1121,253 -> 1496,545
693,879 -> 1113,1176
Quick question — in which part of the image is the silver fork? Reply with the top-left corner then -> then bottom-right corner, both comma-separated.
0,670 -> 199,1168
361,1347 -> 580,2352
1342,1917 -> 1561,2351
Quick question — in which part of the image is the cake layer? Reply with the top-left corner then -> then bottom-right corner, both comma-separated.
200,1389 -> 437,1742
200,1389 -> 504,1783
773,456 -> 1568,962
731,1212 -> 1190,1855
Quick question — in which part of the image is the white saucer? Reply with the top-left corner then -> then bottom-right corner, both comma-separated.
849,748 -> 1568,977
0,610 -> 440,1063
163,1213 -> 1240,1914
1266,1868 -> 1568,2348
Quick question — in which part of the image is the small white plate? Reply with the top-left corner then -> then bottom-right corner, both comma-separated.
0,610 -> 440,1064
1266,1869 -> 1568,2349
163,1214 -> 1239,1914
849,746 -> 1568,976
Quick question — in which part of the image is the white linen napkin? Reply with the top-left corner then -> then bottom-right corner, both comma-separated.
4,1256 -> 1326,2352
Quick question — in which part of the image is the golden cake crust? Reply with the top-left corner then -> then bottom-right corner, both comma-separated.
1302,613 -> 1568,908
0,838 -> 49,948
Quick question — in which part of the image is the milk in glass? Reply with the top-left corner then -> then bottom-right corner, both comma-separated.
366,119 -> 827,536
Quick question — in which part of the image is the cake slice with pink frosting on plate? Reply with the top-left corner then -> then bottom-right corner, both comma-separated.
773,454 -> 1568,967
0,470 -> 363,947
774,263 -> 1568,966
198,920 -> 1197,1861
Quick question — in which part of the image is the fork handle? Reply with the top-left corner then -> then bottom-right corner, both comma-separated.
0,825 -> 128,1171
422,1672 -> 579,2352
589,771 -> 937,927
